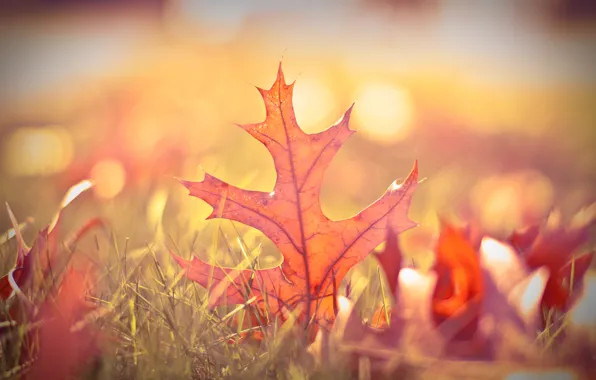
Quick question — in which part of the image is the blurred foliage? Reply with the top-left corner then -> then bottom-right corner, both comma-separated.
0,0 -> 595,288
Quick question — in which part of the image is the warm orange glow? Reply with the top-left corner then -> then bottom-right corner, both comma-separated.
480,237 -> 516,267
49,179 -> 94,233
337,295 -> 351,313
353,83 -> 414,143
147,189 -> 168,233
293,77 -> 338,133
127,118 -> 163,159
399,267 -> 422,285
1,127 -> 73,176
471,171 -> 554,231
90,159 -> 126,199
61,180 -> 94,209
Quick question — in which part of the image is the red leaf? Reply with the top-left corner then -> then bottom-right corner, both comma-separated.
511,206 -> 595,311
0,181 -> 98,303
431,222 -> 484,340
26,266 -> 102,380
175,64 -> 419,328
508,224 -> 540,253
543,251 -> 594,309
375,227 -> 402,299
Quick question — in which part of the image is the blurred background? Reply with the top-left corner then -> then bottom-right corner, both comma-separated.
0,0 -> 595,270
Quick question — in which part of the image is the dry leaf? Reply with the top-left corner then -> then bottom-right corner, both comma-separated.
172,64 -> 419,328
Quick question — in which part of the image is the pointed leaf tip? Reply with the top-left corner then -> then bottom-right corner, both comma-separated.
176,177 -> 195,190
271,61 -> 287,87
177,65 -> 420,327
346,102 -> 355,115
412,159 -> 419,175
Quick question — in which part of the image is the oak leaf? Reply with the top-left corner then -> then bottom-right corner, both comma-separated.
172,64 -> 419,327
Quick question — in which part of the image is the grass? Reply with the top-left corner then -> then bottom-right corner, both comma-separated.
0,184 -> 593,380
0,185 -> 356,379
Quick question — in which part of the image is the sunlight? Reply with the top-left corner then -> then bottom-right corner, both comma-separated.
292,77 -> 338,133
471,171 -> 553,232
515,268 -> 548,318
61,180 -> 94,209
480,237 -> 516,267
1,126 -> 73,177
90,159 -> 127,199
399,267 -> 423,285
49,179 -> 93,233
337,296 -> 351,313
147,189 -> 168,235
390,181 -> 402,191
353,83 -> 414,143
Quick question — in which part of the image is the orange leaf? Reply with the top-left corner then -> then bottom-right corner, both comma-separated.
431,222 -> 484,340
170,252 -> 286,313
175,64 -> 419,327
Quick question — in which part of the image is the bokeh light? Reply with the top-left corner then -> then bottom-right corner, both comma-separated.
471,171 -> 555,232
292,77 -> 338,133
125,106 -> 166,160
1,126 -> 73,176
480,238 -> 516,268
61,180 -> 94,209
90,159 -> 127,199
353,83 -> 414,143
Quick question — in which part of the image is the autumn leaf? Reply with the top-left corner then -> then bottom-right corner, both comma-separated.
0,180 -> 98,303
375,227 -> 403,299
26,265 -> 103,380
508,224 -> 540,253
173,63 -> 419,327
369,227 -> 402,328
372,220 -> 484,331
431,221 -> 484,340
508,205 -> 595,311
309,231 -> 551,377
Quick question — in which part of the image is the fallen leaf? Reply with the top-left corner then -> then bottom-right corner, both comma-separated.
309,231 -> 551,377
431,222 -> 484,340
26,265 -> 103,380
173,64 -> 419,329
508,206 -> 595,311
1,180 -> 101,305
375,227 -> 403,299
508,224 -> 540,253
